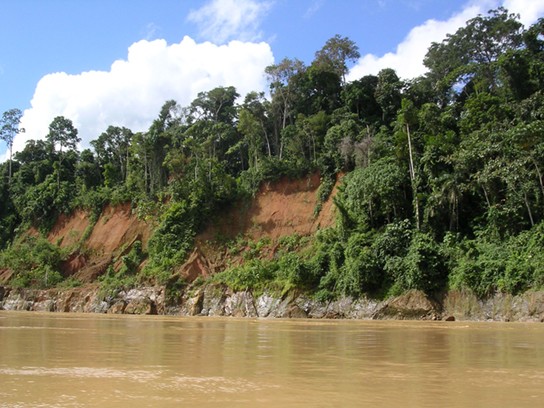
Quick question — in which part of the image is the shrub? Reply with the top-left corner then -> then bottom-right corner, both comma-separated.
340,232 -> 380,295
147,200 -> 196,273
400,231 -> 446,293
0,236 -> 63,288
213,258 -> 276,292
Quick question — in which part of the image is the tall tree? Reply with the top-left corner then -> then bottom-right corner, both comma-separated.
46,116 -> 80,154
189,87 -> 239,124
397,99 -> 421,229
46,116 -> 81,187
313,34 -> 360,85
265,58 -> 306,157
91,126 -> 133,186
241,91 -> 272,157
0,108 -> 24,183
375,69 -> 403,124
342,75 -> 381,124
424,7 -> 523,102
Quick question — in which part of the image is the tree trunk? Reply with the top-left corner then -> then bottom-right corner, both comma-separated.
531,155 -> 544,198
406,123 -> 420,230
524,192 -> 535,227
8,142 -> 12,184
261,122 -> 272,157
482,185 -> 491,209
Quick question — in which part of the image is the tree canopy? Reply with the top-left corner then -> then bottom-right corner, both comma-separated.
2,11 -> 544,298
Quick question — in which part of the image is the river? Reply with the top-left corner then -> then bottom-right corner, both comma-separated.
0,311 -> 543,407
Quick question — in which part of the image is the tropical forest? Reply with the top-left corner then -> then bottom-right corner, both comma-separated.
1,8 -> 544,315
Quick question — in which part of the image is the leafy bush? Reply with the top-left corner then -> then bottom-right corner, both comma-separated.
213,258 -> 276,292
0,236 -> 64,288
336,158 -> 408,229
314,174 -> 336,216
341,232 -> 380,295
98,265 -> 137,299
448,240 -> 508,297
399,231 -> 446,292
448,222 -> 544,296
146,200 -> 196,274
118,241 -> 144,277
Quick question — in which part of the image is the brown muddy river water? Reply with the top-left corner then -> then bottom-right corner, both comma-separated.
0,312 -> 543,407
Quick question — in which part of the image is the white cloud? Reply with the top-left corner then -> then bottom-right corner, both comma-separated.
347,0 -> 544,81
503,0 -> 544,26
14,37 -> 274,155
187,0 -> 273,44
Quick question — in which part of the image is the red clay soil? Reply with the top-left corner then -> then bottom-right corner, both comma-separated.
46,203 -> 152,255
33,173 -> 340,284
44,203 -> 152,282
178,172 -> 341,282
48,209 -> 90,248
86,203 -> 151,254
198,172 -> 340,243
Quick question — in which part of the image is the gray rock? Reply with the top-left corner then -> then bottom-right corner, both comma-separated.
181,289 -> 204,315
256,293 -> 282,317
202,285 -> 226,316
373,290 -> 440,320
224,291 -> 257,317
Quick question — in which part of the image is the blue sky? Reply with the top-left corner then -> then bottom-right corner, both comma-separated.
1,0 -> 544,158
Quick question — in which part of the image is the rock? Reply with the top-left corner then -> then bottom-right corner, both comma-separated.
306,302 -> 329,319
1,292 -> 32,311
349,298 -> 381,319
34,299 -> 56,312
108,300 -> 126,314
271,292 -> 297,318
202,285 -> 226,316
107,287 -> 165,315
124,297 -> 153,314
373,290 -> 440,320
256,293 -> 282,317
324,297 -> 356,319
444,315 -> 455,321
284,304 -> 307,318
224,291 -> 257,317
88,300 -> 109,314
182,289 -> 204,316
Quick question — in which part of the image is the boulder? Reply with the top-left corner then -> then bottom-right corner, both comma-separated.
373,290 -> 440,320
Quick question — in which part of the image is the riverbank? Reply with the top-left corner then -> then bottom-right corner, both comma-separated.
1,284 -> 543,322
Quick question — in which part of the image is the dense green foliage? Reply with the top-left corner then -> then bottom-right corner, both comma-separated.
2,10 -> 544,299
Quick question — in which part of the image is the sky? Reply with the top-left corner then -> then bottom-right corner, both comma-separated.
1,0 -> 544,159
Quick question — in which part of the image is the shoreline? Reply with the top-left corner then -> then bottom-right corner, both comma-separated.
1,284 -> 543,322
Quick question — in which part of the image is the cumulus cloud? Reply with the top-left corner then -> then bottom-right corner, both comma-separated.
503,0 -> 544,26
187,0 -> 273,43
14,37 -> 274,155
347,0 -> 544,81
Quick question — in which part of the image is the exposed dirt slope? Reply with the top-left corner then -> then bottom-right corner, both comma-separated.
85,203 -> 151,254
46,203 -> 152,282
39,173 -> 339,284
183,173 -> 340,282
198,172 -> 339,242
48,209 -> 90,248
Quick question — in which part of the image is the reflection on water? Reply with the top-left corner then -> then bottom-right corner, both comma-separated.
1,312 -> 543,407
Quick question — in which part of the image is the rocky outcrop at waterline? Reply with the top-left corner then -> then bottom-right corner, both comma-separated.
1,284 -> 543,322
